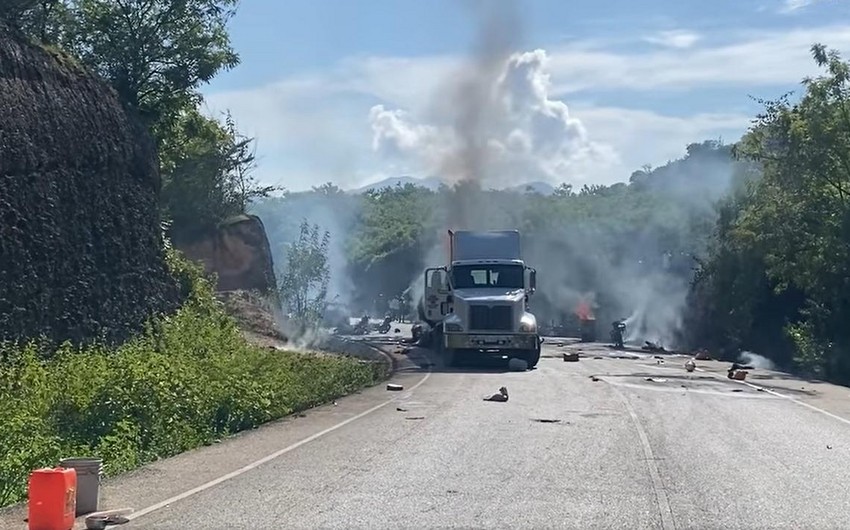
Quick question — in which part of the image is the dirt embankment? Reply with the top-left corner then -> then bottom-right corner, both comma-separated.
176,214 -> 278,294
0,23 -> 181,345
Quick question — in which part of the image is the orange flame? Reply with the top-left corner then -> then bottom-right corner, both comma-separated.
575,300 -> 595,321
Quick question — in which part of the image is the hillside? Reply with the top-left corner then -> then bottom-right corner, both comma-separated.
0,23 -> 181,345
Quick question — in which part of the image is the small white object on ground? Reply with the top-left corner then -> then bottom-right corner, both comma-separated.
386,383 -> 404,391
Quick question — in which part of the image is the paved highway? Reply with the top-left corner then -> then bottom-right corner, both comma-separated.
7,338 -> 850,529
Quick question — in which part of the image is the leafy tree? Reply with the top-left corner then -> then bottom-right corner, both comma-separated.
37,0 -> 241,139
279,221 -> 331,329
159,108 -> 277,241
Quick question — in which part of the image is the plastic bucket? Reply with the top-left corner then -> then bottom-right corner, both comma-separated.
59,457 -> 102,515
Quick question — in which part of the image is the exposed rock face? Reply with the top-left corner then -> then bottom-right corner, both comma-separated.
0,24 -> 181,345
176,214 -> 277,293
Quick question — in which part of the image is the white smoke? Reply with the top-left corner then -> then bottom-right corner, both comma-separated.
738,350 -> 776,370
369,48 -> 619,189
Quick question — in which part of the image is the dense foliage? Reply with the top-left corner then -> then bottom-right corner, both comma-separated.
0,250 -> 386,507
0,20 -> 181,346
5,0 -> 278,241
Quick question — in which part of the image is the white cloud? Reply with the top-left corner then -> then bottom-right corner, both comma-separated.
547,25 -> 850,94
779,0 -> 816,13
367,49 -> 620,188
643,30 -> 701,49
202,23 -> 850,190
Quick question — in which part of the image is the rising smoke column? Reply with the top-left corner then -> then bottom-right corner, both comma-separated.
435,0 -> 523,230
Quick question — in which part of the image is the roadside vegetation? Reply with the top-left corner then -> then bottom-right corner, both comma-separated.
0,251 -> 386,507
0,0 -> 384,509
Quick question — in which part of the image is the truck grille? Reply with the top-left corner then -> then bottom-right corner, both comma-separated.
469,305 -> 513,331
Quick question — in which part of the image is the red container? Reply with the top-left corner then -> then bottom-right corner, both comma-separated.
28,467 -> 77,530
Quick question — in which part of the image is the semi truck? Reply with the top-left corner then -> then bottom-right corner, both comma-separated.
418,229 -> 542,368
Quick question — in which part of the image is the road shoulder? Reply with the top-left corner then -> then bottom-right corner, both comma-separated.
0,345 -> 425,530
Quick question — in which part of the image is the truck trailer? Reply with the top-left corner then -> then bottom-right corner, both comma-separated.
419,230 -> 542,368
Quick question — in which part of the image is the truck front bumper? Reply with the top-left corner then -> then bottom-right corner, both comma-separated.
444,332 -> 540,351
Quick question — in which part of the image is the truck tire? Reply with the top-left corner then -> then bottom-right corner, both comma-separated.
443,348 -> 458,368
523,343 -> 541,368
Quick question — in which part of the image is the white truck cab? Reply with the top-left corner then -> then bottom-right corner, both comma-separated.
421,230 -> 541,367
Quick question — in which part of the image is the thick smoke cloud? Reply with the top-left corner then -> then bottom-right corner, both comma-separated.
254,1 -> 738,351
369,51 -> 617,192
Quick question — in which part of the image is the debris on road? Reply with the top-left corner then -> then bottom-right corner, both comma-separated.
593,356 -> 603,359
828,444 -> 833,450
405,416 -> 425,421
643,341 -> 668,353
484,386 -> 509,402
732,389 -> 744,393
532,418 -> 562,423
387,383 -> 404,391
590,375 -> 601,382
508,357 -> 529,371
728,362 -> 753,381
396,407 -> 408,412
84,508 -> 133,530
694,349 -> 712,360
644,377 -> 667,383
563,352 -> 580,362
684,359 -> 696,372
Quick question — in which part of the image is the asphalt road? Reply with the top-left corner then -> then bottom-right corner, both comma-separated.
6,338 -> 850,529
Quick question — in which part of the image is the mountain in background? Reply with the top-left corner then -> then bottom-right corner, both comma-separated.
351,176 -> 556,195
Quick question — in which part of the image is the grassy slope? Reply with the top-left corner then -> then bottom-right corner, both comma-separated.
0,251 -> 388,507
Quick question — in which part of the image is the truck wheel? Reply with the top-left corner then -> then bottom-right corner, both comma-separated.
524,345 -> 541,368
442,348 -> 458,368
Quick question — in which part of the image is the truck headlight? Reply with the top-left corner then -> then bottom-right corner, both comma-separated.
445,323 -> 463,332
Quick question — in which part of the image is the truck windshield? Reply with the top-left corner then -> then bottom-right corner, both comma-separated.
452,265 -> 524,289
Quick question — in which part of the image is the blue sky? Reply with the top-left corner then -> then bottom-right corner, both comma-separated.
202,0 -> 850,191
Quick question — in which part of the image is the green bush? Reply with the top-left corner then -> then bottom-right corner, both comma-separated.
0,250 -> 387,507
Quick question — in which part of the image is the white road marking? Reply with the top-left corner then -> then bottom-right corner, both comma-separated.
126,371 -> 432,522
694,367 -> 850,427
609,384 -> 677,530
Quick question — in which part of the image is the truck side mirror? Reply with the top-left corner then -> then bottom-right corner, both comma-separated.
529,269 -> 537,293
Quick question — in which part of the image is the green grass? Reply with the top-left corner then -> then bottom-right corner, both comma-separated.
0,251 -> 388,507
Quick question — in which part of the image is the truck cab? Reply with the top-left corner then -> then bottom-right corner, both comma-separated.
422,230 -> 542,368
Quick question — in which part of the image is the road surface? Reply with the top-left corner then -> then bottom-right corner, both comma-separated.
6,338 -> 850,529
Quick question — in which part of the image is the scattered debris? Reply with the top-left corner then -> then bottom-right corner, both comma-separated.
484,386 -> 509,402
643,341 -> 668,353
394,328 -> 401,333
508,357 -> 529,371
396,407 -> 408,412
333,400 -> 338,406
405,416 -> 425,420
644,377 -> 667,383
387,383 -> 404,391
532,418 -> 562,423
731,389 -> 744,393
684,359 -> 696,372
85,509 -> 133,530
827,445 -> 833,450
729,370 -> 749,381
590,375 -> 601,382
556,343 -> 565,348
756,387 -> 765,392
694,349 -> 712,361
593,356 -> 603,360
563,352 -> 580,362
